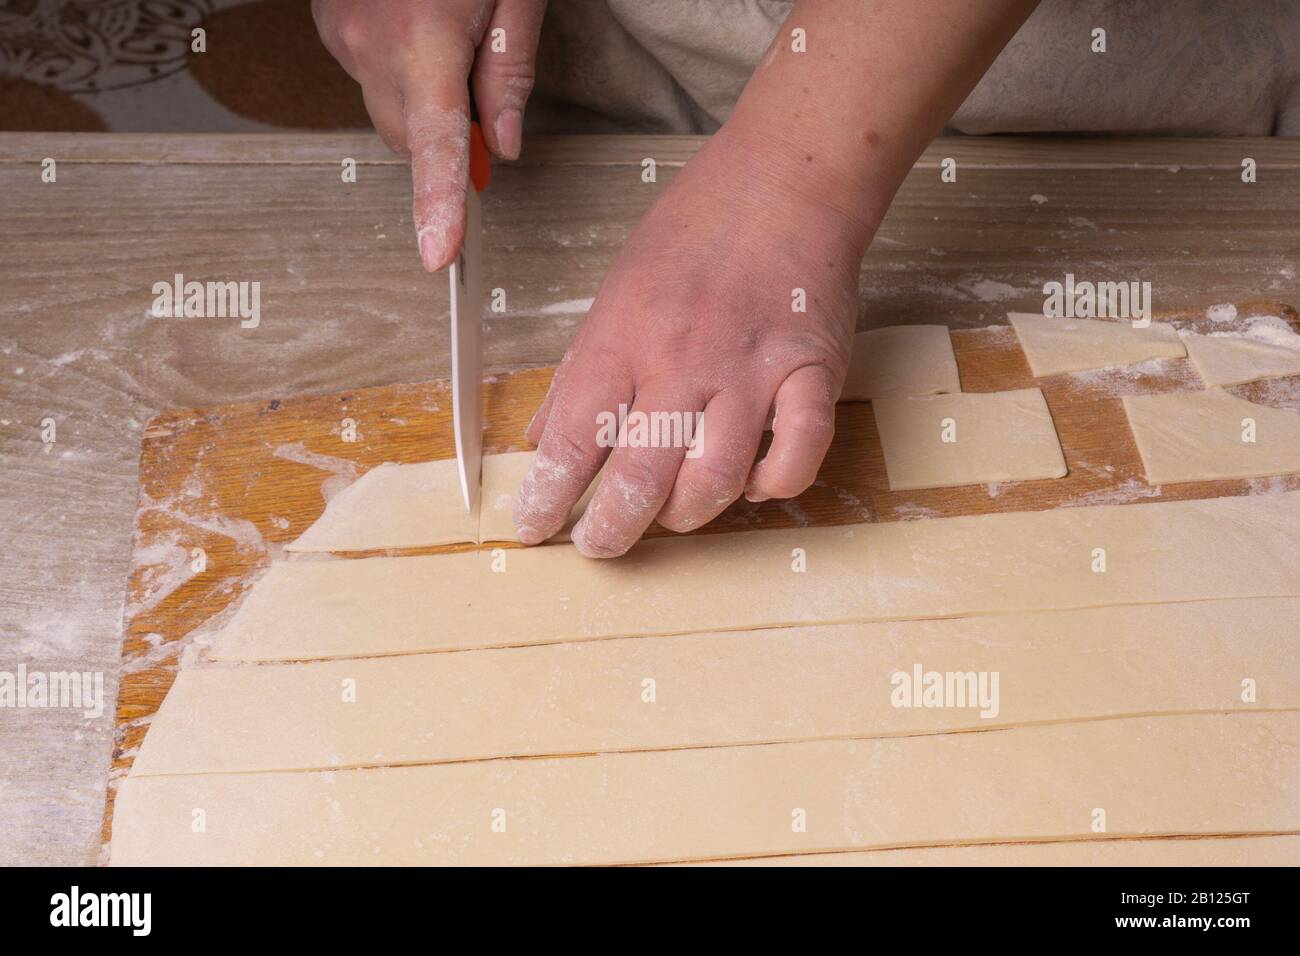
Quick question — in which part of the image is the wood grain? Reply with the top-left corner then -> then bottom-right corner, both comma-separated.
102,299 -> 1300,848
5,132 -> 1300,168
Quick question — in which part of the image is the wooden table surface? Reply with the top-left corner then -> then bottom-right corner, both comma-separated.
2,132 -> 1298,865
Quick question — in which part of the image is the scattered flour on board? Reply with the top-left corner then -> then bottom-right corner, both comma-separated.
812,479 -> 873,521
979,324 -> 1018,343
1205,303 -> 1238,323
1247,475 -> 1300,495
126,486 -> 267,620
539,297 -> 595,315
125,532 -> 192,617
121,573 -> 250,674
892,503 -> 942,521
1029,194 -> 1048,204
958,278 -> 1024,302
1065,357 -> 1195,394
1205,314 -> 1300,349
779,498 -> 811,526
1059,478 -> 1162,509
1251,375 -> 1300,412
273,441 -> 359,502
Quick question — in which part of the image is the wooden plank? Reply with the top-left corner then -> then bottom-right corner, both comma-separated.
4,159 -> 1297,372
4,132 -> 1298,168
102,298 -> 1300,846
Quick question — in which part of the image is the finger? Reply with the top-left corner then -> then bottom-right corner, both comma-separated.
525,365 -> 561,444
744,365 -> 837,502
514,346 -> 634,545
398,37 -> 477,272
471,0 -> 546,160
656,390 -> 764,533
570,391 -> 697,558
362,81 -> 408,154
311,0 -> 363,79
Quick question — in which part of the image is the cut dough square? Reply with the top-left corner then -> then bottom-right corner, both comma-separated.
286,450 -> 590,551
1181,330 -> 1300,388
841,325 -> 961,401
1008,312 -> 1186,376
872,388 -> 1067,490
1122,390 -> 1300,485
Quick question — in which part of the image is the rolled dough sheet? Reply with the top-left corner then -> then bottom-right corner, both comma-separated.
873,388 -> 1067,490
1123,391 -> 1300,485
286,451 -> 590,551
134,598 -> 1300,776
841,325 -> 961,401
1182,331 -> 1300,388
1008,312 -> 1186,377
287,456 -> 474,551
109,713 -> 1300,866
209,490 -> 1300,661
677,835 -> 1300,867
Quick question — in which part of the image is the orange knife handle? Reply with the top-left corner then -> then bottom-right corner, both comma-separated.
469,121 -> 491,193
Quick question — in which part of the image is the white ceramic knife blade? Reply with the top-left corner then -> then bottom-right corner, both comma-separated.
449,186 -> 483,513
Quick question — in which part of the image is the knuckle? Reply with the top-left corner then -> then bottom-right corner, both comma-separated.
334,8 -> 370,52
608,455 -> 667,509
679,460 -> 745,507
780,403 -> 835,443
544,424 -> 598,470
755,471 -> 813,501
574,511 -> 634,558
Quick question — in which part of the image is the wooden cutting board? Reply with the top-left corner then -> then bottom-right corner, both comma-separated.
102,299 -> 1300,846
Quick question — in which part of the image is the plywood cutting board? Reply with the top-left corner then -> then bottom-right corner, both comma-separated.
103,300 -> 1300,845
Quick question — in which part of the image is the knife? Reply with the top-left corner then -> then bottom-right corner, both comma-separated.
450,120 -> 492,512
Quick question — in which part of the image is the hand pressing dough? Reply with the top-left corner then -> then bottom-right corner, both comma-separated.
134,598 -> 1300,776
1123,391 -> 1300,484
208,491 -> 1300,661
841,325 -> 961,401
480,452 -> 597,542
1008,312 -> 1185,376
873,388 -> 1067,490
286,451 -> 591,551
678,836 -> 1300,867
1182,331 -> 1300,387
109,713 -> 1300,866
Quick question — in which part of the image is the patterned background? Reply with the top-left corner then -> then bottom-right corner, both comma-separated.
0,0 -> 371,131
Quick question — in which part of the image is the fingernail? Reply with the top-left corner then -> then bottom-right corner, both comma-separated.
495,109 -> 522,160
514,524 -> 545,546
744,487 -> 770,503
418,228 -> 450,272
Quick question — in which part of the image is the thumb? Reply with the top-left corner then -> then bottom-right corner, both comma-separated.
744,365 -> 838,502
471,0 -> 547,160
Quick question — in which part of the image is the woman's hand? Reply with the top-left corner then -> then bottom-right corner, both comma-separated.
514,125 -> 875,557
312,0 -> 546,269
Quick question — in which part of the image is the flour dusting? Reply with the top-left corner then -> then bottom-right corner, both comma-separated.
1059,478 -> 1162,509
273,441 -> 359,502
539,297 -> 595,315
1205,303 -> 1238,323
